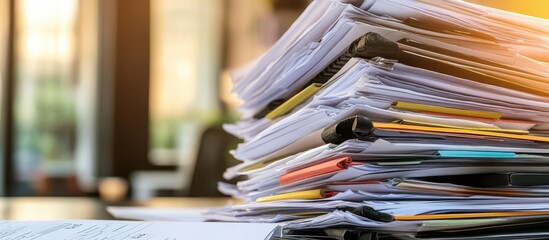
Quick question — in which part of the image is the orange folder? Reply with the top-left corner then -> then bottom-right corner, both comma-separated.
373,122 -> 549,143
280,156 -> 353,186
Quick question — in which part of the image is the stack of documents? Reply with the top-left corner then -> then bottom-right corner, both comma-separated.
208,0 -> 549,238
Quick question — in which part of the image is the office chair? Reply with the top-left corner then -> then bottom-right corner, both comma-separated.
187,125 -> 240,197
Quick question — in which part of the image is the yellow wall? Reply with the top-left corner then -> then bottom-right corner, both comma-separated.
466,0 -> 549,19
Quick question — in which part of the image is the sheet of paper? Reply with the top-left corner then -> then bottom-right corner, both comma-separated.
107,206 -> 209,221
0,220 -> 280,240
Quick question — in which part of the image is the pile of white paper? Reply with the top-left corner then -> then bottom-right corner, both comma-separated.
209,0 -> 549,238
0,220 -> 280,240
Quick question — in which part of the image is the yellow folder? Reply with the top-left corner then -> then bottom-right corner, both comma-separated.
256,189 -> 326,202
373,122 -> 549,142
266,83 -> 323,120
397,119 -> 529,135
393,101 -> 503,119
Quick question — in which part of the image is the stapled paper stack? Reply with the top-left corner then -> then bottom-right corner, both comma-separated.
207,0 -> 549,238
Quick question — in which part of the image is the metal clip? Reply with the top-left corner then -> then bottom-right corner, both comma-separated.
388,178 -> 402,186
368,57 -> 398,71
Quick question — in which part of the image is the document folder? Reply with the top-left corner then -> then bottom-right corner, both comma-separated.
280,156 -> 353,185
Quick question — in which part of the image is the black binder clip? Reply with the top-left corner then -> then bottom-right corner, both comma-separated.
338,206 -> 394,223
321,115 -> 376,144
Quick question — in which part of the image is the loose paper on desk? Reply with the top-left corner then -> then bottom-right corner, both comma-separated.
0,220 -> 280,240
107,206 -> 208,221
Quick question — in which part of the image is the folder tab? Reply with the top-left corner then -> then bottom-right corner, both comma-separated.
373,122 -> 549,143
266,83 -> 323,120
280,156 -> 352,186
393,101 -> 503,119
256,189 -> 335,202
398,119 -> 529,135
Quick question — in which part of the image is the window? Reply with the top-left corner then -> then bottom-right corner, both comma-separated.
149,0 -> 222,167
0,0 -> 8,195
12,0 -> 99,195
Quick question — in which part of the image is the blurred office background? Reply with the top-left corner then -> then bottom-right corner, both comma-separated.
0,0 -> 547,201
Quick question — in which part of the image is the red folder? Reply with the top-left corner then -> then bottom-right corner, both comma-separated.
280,156 -> 353,186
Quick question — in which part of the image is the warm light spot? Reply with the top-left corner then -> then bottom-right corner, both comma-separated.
18,0 -> 77,66
466,0 -> 549,19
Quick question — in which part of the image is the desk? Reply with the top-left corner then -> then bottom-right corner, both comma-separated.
0,197 -> 232,220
